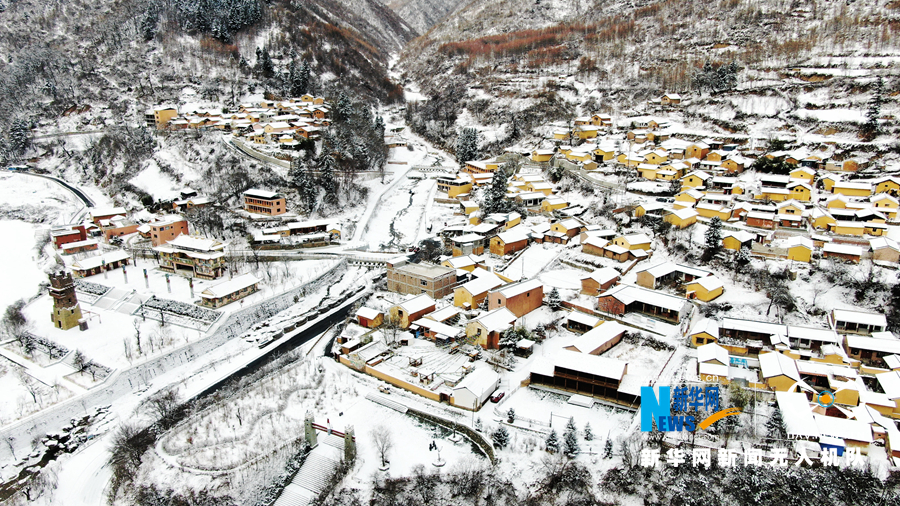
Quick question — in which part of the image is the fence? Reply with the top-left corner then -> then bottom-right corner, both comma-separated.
404,406 -> 496,464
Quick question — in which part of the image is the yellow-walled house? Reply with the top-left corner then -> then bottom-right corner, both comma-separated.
680,171 -> 711,189
461,200 -> 480,215
656,169 -> 679,181
638,164 -> 661,180
594,146 -> 616,161
777,200 -> 804,215
722,230 -> 754,251
684,275 -> 724,302
705,150 -> 727,163
759,352 -> 803,392
756,187 -> 791,202
685,143 -> 710,160
784,236 -> 813,263
820,175 -> 841,192
871,194 -> 899,219
809,207 -> 837,230
591,114 -> 612,126
830,221 -> 866,236
612,233 -> 652,251
690,319 -> 719,347
616,153 -> 643,167
634,202 -> 666,217
524,181 -> 554,195
438,177 -> 473,198
875,177 -> 900,195
566,150 -> 593,163
731,184 -> 745,195
665,208 -> 699,229
787,182 -> 812,201
643,150 -> 668,165
832,181 -> 872,197
825,195 -> 850,209
721,158 -> 745,173
674,189 -> 704,209
541,197 -> 568,213
790,167 -> 815,183
573,126 -> 600,139
531,149 -> 555,162
696,203 -> 732,221
553,129 -> 569,140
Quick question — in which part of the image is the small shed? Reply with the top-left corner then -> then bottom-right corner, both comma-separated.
451,368 -> 500,410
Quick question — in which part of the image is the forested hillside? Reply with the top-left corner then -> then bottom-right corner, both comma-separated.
396,0 -> 900,153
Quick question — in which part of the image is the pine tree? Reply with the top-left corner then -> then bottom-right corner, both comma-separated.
705,217 -> 722,251
546,430 -> 560,453
603,438 -> 613,459
583,423 -> 593,441
317,151 -> 339,206
297,59 -> 311,96
563,417 -> 579,456
507,408 -> 515,423
8,119 -> 31,156
734,246 -> 751,272
861,77 -> 883,141
456,127 -> 478,163
499,327 -> 518,349
492,426 -> 509,449
289,161 -> 318,214
481,167 -> 510,215
547,287 -> 561,311
766,407 -> 787,441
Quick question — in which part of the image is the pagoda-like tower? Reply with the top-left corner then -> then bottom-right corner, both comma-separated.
49,271 -> 82,330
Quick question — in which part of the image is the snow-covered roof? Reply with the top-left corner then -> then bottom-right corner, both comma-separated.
555,351 -> 627,382
567,321 -> 628,354
870,237 -> 899,252
243,188 -> 281,199
473,307 -> 516,332
71,250 -> 130,270
845,334 -> 900,355
775,391 -> 819,440
876,371 -> 900,399
582,267 -> 620,285
356,307 -> 383,320
556,218 -> 581,230
201,273 -> 259,298
690,318 -> 719,339
495,278 -> 542,298
782,236 -> 813,250
600,284 -> 687,312
787,326 -> 839,344
424,305 -> 460,322
90,207 -> 126,218
670,208 -> 698,220
584,236 -> 609,248
723,230 -> 754,243
459,273 -> 503,297
697,342 -> 728,366
832,309 -> 886,327
412,318 -> 463,339
832,181 -> 872,191
453,368 -> 499,399
496,228 -> 529,244
814,414 -> 873,443
619,233 -> 652,245
687,275 -> 723,292
638,262 -> 710,279
759,352 -> 800,382
452,233 -> 484,243
396,294 -> 435,314
567,311 -> 601,328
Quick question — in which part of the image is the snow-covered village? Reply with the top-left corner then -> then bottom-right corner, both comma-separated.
3,1 -> 900,505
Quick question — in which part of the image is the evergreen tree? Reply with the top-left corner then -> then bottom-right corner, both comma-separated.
481,167 -> 511,215
492,426 -> 509,449
547,287 -> 561,311
499,327 -> 518,350
734,246 -> 751,272
507,408 -> 515,423
317,151 -> 339,206
297,59 -> 311,96
861,78 -> 883,140
766,407 -> 787,441
456,127 -> 478,163
335,91 -> 352,122
583,423 -> 594,441
603,438 -> 613,459
141,9 -> 159,41
8,119 -> 31,156
546,430 -> 560,453
703,217 -> 723,263
258,48 -> 274,78
563,417 -> 579,456
289,161 -> 318,214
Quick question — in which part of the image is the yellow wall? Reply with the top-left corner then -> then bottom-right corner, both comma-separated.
790,187 -> 811,201
454,287 -> 486,309
876,181 -> 900,194
690,332 -> 717,347
812,214 -> 836,230
787,246 -> 812,263
697,207 -> 732,220
767,374 -> 798,392
594,149 -> 615,161
757,191 -> 790,202
722,236 -> 745,251
686,282 -> 723,301
446,182 -> 473,198
832,224 -> 864,236
532,152 -> 553,162
541,200 -> 567,212
833,187 -> 872,197
665,213 -> 697,229
681,176 -> 705,188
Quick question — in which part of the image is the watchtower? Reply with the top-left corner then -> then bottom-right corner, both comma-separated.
49,271 -> 82,330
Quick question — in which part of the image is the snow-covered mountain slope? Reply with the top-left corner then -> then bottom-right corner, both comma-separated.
378,0 -> 468,34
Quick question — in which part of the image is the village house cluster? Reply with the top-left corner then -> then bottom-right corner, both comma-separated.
146,95 -> 331,149
690,307 -> 900,462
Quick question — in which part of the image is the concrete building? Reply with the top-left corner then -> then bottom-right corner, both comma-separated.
148,215 -> 189,247
242,188 -> 287,216
386,258 -> 457,299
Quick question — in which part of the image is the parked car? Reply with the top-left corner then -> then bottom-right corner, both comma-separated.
378,386 -> 391,394
490,392 -> 505,403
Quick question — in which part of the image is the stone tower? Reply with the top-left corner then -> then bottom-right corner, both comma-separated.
49,271 -> 82,330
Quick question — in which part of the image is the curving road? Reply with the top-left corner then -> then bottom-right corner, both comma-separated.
12,170 -> 95,208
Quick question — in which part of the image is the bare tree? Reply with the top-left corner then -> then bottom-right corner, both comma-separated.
143,387 -> 180,427
372,425 -> 393,469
